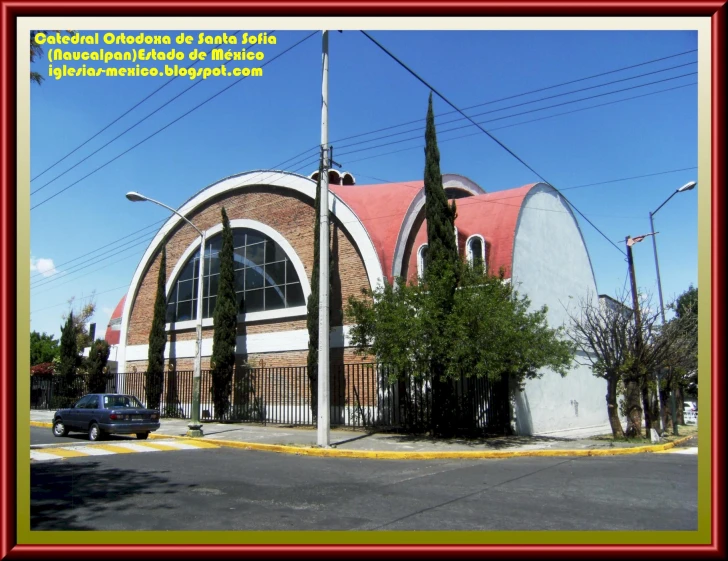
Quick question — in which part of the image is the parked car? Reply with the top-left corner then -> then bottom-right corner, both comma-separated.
52,393 -> 160,441
683,402 -> 698,424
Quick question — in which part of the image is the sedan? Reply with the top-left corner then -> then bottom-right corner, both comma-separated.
52,393 -> 161,441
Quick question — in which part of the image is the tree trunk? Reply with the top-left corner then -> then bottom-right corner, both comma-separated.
659,387 -> 670,432
676,384 -> 685,425
624,376 -> 643,438
641,379 -> 652,437
606,375 -> 625,438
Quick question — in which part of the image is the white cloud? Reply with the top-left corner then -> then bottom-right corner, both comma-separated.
30,257 -> 59,278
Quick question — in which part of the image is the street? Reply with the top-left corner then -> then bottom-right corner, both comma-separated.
30,428 -> 698,531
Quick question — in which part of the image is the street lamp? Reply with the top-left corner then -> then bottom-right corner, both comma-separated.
650,181 -> 697,324
126,191 -> 206,437
648,180 -> 697,436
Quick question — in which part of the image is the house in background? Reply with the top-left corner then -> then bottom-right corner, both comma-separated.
100,169 -> 609,437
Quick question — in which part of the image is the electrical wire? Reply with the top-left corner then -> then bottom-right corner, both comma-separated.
30,31 -> 244,184
30,31 -> 318,211
361,30 -> 628,256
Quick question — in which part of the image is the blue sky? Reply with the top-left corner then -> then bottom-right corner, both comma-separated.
28,29 -> 699,340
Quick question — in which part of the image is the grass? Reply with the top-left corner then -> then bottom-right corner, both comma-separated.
592,423 -> 699,445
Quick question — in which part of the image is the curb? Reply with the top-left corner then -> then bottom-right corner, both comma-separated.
29,422 -> 695,460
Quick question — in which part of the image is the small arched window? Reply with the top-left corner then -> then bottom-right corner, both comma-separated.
417,244 -> 429,278
467,235 -> 486,273
166,228 -> 305,323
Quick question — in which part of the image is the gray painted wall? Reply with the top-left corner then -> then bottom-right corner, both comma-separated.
511,184 -> 609,437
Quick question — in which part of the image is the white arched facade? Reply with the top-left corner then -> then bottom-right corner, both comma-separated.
118,170 -> 385,371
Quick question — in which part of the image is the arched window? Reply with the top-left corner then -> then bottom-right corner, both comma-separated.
467,235 -> 486,272
166,228 -> 305,323
417,244 -> 429,278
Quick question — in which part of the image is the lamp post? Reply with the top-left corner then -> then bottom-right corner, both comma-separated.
648,180 -> 697,436
126,191 -> 206,437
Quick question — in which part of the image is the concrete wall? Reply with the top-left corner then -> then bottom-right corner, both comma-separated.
511,184 -> 609,437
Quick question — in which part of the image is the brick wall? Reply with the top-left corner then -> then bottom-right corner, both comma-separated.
126,185 -> 373,368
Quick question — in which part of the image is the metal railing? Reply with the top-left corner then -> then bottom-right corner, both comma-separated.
30,363 -> 511,434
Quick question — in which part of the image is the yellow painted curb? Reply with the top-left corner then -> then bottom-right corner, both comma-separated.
30,422 -> 696,460
30,421 -> 52,428
185,434 -> 697,460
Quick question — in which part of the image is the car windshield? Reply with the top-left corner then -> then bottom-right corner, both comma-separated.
104,395 -> 144,409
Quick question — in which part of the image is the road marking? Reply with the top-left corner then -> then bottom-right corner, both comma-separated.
655,447 -> 698,455
30,439 -> 219,461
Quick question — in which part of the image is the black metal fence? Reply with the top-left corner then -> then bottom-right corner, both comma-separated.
30,364 -> 510,434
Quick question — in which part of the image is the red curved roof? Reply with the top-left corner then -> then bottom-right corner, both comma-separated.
404,184 -> 537,281
104,295 -> 126,345
331,181 -> 423,283
454,184 -> 537,279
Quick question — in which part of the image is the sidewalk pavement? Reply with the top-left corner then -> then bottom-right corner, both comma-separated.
29,410 -> 697,460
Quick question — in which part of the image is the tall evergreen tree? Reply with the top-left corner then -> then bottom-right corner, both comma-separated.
58,312 -> 79,401
211,207 -> 238,420
307,155 -> 324,420
87,339 -> 111,393
146,247 -> 167,410
423,92 -> 460,436
423,92 -> 459,278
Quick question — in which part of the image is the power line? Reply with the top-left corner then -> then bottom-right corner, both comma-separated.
31,235 -> 155,290
30,31 -> 318,211
31,283 -> 130,315
336,72 -> 697,158
30,31 -> 244,184
343,82 -> 696,165
361,30 -> 628,257
330,48 -> 697,145
334,61 -> 696,152
30,219 -> 165,281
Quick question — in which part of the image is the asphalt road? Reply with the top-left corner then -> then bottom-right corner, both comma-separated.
29,427 -> 698,532
31,425 -> 139,446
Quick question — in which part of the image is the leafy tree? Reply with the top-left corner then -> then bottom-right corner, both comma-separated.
30,331 -> 59,366
211,208 -> 237,420
87,339 -> 111,393
565,291 -> 685,438
146,247 -> 167,410
58,312 -> 80,400
660,286 -> 698,428
348,265 -> 574,434
62,296 -> 97,352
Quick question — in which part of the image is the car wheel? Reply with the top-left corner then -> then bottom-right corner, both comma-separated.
88,422 -> 104,442
136,432 -> 149,440
53,419 -> 69,437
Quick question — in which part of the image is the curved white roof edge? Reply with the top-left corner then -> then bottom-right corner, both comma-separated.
390,174 -> 485,280
117,169 -> 384,371
511,182 -> 599,294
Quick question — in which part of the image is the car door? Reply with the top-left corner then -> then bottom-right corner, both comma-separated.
79,395 -> 100,430
65,395 -> 90,430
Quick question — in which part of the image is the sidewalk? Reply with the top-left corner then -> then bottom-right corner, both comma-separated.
29,410 -> 697,459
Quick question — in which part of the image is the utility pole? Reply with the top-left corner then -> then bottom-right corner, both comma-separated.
626,233 -> 661,437
317,30 -> 330,448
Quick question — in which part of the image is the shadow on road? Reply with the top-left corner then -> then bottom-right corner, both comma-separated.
31,460 -> 191,530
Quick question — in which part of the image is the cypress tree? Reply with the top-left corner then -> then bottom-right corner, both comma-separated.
306,155 -> 323,420
211,207 -> 237,420
146,247 -> 167,410
88,339 -> 111,393
423,92 -> 459,276
423,92 -> 459,436
58,312 -> 79,403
